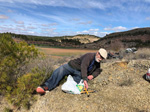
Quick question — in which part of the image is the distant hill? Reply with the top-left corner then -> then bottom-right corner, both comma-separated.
70,34 -> 99,43
82,27 -> 150,50
5,33 -> 99,48
2,27 -> 150,50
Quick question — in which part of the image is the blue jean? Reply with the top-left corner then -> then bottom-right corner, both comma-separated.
44,64 -> 82,91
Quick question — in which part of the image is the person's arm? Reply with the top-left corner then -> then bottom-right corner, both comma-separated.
80,54 -> 92,81
84,80 -> 88,89
92,68 -> 102,78
88,67 -> 102,80
80,53 -> 93,89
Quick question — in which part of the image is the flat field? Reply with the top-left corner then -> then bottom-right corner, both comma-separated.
37,47 -> 97,58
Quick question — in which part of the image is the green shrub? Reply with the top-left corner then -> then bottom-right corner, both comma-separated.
4,107 -> 13,112
0,34 -> 51,109
6,67 -> 52,109
0,34 -> 40,94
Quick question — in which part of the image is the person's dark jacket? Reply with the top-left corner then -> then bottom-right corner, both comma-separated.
68,53 -> 102,81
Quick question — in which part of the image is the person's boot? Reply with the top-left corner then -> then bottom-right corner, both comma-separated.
36,85 -> 48,95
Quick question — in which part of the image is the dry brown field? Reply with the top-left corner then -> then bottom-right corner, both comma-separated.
37,47 -> 98,59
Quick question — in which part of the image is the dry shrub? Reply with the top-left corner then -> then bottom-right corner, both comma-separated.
0,34 -> 58,110
5,57 -> 57,110
124,48 -> 150,60
135,48 -> 150,59
18,57 -> 55,82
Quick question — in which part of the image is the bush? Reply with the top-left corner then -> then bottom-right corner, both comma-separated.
6,67 -> 52,109
0,34 -> 53,109
0,34 -> 39,94
123,48 -> 150,60
4,107 -> 13,112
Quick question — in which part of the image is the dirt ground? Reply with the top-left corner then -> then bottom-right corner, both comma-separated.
1,47 -> 150,112
28,59 -> 150,112
37,47 -> 97,58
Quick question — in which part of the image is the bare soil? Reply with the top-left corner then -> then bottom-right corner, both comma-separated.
1,47 -> 150,112
37,47 -> 97,58
28,59 -> 150,112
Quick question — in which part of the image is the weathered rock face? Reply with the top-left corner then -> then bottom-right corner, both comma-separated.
28,59 -> 150,112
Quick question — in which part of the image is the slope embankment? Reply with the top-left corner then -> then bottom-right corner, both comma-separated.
28,59 -> 150,112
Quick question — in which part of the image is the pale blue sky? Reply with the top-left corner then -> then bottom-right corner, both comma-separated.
0,0 -> 150,37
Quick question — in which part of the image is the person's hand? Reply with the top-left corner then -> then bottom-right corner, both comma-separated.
84,80 -> 88,89
87,75 -> 94,80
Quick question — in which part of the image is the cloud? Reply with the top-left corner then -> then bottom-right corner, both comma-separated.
146,17 -> 150,20
0,0 -> 104,9
104,26 -> 127,31
7,9 -> 13,12
14,20 -> 24,24
1,0 -> 150,13
131,27 -> 139,29
41,24 -> 49,27
41,23 -> 58,27
49,23 -> 58,26
88,1 -> 105,9
41,28 -> 58,36
16,24 -> 25,28
89,29 -> 99,32
35,13 -> 67,24
27,26 -> 36,29
76,28 -> 108,37
70,18 -> 80,21
77,30 -> 89,34
28,31 -> 36,34
45,28 -> 56,32
0,15 -> 9,19
145,0 -> 150,2
0,0 -> 149,37
78,21 -> 92,25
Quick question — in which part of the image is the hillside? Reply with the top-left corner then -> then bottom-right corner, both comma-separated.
2,27 -> 150,50
10,59 -> 150,112
1,54 -> 150,112
83,27 -> 150,50
9,33 -> 99,48
1,33 -> 150,112
71,34 -> 99,43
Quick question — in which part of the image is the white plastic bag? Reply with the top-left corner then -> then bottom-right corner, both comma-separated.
61,75 -> 84,94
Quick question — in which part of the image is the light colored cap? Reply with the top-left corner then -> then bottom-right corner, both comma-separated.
98,48 -> 108,59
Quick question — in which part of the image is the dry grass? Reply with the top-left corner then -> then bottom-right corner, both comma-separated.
135,48 -> 150,58
107,48 -> 150,61
124,48 -> 150,60
36,47 -> 98,59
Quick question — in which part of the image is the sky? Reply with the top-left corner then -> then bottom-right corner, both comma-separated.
0,0 -> 150,37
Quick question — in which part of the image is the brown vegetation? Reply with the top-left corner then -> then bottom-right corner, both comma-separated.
37,47 -> 97,59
